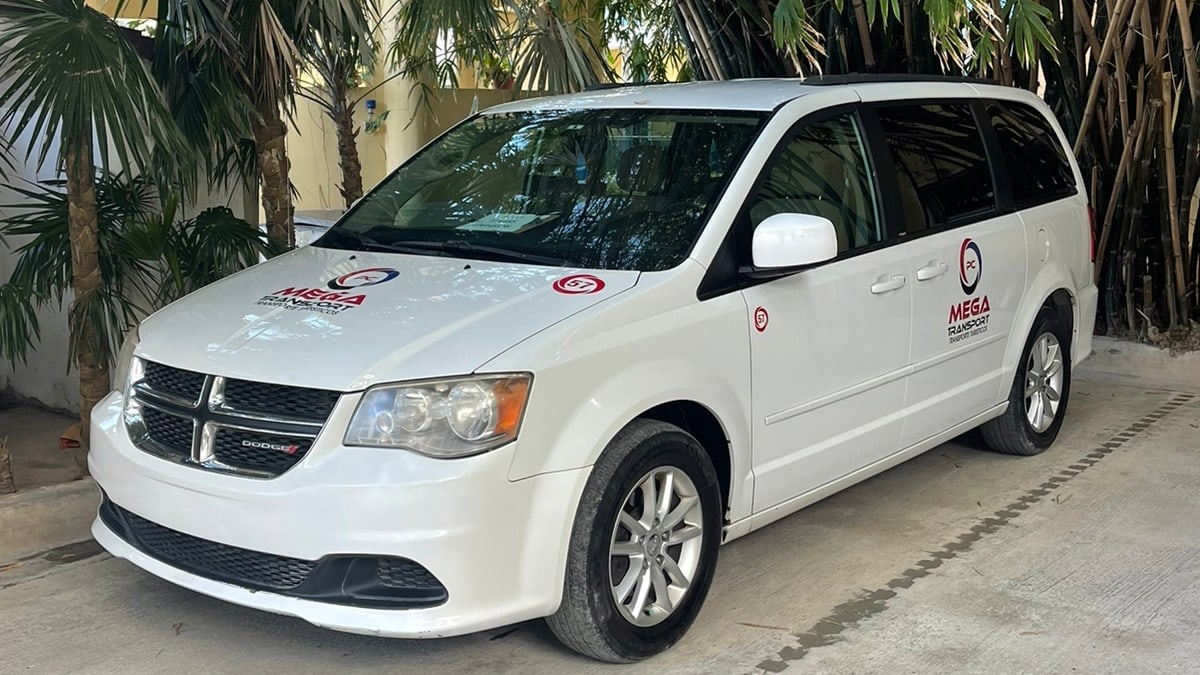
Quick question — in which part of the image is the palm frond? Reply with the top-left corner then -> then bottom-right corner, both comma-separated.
0,0 -> 192,183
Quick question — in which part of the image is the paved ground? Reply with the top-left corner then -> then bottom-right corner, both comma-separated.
0,403 -> 82,491
1,365 -> 1197,674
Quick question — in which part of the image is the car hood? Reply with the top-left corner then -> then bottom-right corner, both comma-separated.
135,246 -> 639,391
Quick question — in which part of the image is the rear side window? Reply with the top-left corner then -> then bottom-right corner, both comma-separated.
876,103 -> 996,234
988,101 -> 1077,208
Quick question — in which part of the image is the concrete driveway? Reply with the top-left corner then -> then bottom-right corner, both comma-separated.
2,361 -> 1197,674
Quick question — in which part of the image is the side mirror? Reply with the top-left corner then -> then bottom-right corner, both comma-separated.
749,213 -> 838,276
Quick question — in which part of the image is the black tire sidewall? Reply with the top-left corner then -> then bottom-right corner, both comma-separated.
579,426 -> 722,660
1013,309 -> 1072,448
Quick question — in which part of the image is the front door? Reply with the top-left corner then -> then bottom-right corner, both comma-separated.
740,110 -> 912,512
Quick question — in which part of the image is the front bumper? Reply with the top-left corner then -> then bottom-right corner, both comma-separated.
89,391 -> 588,638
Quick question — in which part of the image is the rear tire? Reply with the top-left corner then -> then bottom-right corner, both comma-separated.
546,419 -> 721,663
981,308 -> 1072,455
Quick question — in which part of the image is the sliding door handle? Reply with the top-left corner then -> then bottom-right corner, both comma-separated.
916,260 -> 949,281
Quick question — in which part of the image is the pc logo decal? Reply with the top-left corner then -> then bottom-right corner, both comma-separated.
959,238 -> 982,295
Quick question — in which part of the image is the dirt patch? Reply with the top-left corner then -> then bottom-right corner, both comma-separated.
0,406 -> 83,491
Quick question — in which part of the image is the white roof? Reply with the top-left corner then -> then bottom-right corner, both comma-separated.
483,77 -> 1038,115
485,79 -> 813,113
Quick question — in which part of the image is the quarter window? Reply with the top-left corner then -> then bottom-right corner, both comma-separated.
877,104 -> 996,234
749,113 -> 881,253
988,101 -> 1077,208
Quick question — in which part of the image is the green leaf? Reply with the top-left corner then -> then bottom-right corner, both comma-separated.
1007,0 -> 1058,69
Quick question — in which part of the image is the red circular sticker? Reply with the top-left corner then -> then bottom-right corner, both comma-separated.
553,274 -> 606,295
753,306 -> 769,332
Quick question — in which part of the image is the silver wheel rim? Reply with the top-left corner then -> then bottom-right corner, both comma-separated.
1025,332 -> 1064,433
608,465 -> 704,627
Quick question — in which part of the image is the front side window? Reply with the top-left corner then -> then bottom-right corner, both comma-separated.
318,110 -> 766,271
877,103 -> 996,234
748,113 -> 881,253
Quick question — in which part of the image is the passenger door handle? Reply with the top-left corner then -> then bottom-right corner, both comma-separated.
870,274 -> 906,294
916,260 -> 949,281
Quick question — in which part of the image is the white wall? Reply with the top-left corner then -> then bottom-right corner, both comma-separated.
0,125 -> 77,412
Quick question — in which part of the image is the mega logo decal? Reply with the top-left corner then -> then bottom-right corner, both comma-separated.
948,238 -> 990,343
255,267 -> 399,315
328,267 -> 400,290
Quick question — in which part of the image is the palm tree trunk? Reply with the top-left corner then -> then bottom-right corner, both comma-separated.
333,97 -> 363,208
66,140 -> 108,462
253,101 -> 294,249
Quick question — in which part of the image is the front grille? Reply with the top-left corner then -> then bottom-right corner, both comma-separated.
212,428 -> 312,475
222,379 -> 339,422
143,361 -> 205,403
101,499 -> 315,590
100,496 -> 449,608
141,407 -> 193,459
128,359 -> 339,479
378,558 -> 442,590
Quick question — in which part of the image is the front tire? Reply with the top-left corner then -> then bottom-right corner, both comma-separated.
981,307 -> 1072,455
547,419 -> 721,662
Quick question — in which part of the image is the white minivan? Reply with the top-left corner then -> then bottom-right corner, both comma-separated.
92,76 -> 1097,662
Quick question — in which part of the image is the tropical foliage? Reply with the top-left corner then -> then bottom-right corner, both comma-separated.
297,0 -> 380,207
0,0 -> 191,446
151,0 -> 369,246
0,174 -> 281,372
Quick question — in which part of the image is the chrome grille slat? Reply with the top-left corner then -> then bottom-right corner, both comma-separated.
126,360 -> 339,479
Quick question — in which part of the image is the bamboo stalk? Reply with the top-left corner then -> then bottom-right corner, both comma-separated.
1095,108 -> 1147,284
1173,0 -> 1200,99
1071,0 -> 1104,60
1074,1 -> 1086,84
990,0 -> 1014,85
903,0 -> 914,72
1162,71 -> 1190,323
1074,0 -> 1144,154
1113,17 -> 1131,142
851,0 -> 876,69
677,0 -> 721,80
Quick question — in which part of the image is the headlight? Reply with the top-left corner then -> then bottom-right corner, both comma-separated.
344,374 -> 532,457
111,324 -> 141,396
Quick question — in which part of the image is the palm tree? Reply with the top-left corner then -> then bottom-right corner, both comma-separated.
297,0 -> 378,208
0,0 -> 190,448
155,0 -> 369,247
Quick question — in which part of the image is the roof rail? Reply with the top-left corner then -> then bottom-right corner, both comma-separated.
798,74 -> 1000,86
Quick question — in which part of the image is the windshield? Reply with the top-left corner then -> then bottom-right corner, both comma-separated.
317,109 -> 766,271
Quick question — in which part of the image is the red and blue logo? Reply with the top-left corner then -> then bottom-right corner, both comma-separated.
327,267 -> 399,290
959,238 -> 982,295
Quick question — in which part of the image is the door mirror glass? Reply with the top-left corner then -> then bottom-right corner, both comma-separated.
751,213 -> 839,270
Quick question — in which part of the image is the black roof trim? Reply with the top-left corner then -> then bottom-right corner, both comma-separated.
797,74 -> 1000,86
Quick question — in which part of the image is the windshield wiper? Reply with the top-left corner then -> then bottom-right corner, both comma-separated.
390,239 -> 575,267
316,228 -> 436,256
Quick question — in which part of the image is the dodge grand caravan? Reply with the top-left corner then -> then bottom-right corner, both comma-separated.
92,76 -> 1097,662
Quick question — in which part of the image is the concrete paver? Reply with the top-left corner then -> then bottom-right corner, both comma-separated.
0,366 -> 1197,673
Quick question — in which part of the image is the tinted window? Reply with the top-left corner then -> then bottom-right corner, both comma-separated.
749,113 -> 881,252
988,101 -> 1077,207
320,110 -> 765,271
877,104 -> 995,234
